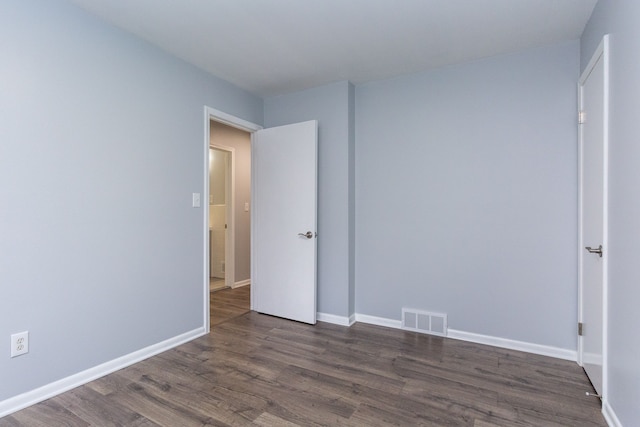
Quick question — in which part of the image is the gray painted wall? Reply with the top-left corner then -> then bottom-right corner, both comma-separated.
581,2 -> 640,424
210,122 -> 252,283
264,82 -> 355,317
355,41 -> 580,350
0,0 -> 262,402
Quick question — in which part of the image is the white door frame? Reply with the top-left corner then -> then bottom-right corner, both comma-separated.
577,35 -> 609,398
210,143 -> 236,290
203,107 -> 262,332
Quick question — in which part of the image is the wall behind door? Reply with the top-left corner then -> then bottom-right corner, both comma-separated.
210,121 -> 252,284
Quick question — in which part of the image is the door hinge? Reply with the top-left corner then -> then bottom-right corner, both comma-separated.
579,110 -> 586,125
578,322 -> 584,336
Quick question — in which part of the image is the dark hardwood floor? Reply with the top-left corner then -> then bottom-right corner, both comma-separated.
2,291 -> 606,426
210,285 -> 251,327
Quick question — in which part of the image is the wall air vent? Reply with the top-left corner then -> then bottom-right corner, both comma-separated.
402,308 -> 447,337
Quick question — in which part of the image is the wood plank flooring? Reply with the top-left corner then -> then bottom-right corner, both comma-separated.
2,292 -> 605,426
210,285 -> 251,326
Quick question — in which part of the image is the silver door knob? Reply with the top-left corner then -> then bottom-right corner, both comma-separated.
585,245 -> 603,257
298,231 -> 313,239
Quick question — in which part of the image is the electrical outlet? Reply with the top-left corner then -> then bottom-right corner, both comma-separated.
11,331 -> 29,358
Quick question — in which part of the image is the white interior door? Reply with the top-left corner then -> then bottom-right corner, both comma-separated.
578,37 -> 608,396
252,120 -> 318,324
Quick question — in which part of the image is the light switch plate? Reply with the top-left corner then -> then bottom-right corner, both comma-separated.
192,193 -> 201,208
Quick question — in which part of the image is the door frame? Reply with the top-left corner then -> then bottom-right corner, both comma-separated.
209,143 -> 235,290
203,107 -> 262,332
577,35 -> 609,397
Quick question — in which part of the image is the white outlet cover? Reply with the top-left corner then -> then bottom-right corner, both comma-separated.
11,331 -> 29,358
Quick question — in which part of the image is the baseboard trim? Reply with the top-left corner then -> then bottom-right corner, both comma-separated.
354,313 -> 402,330
0,327 -> 206,418
317,312 -> 354,326
447,329 -> 577,361
353,313 -> 576,362
602,400 -> 622,427
232,279 -> 250,289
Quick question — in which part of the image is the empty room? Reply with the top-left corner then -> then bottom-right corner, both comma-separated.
1,0 -> 638,426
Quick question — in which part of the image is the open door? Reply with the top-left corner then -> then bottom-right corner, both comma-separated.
252,120 -> 318,324
578,35 -> 608,397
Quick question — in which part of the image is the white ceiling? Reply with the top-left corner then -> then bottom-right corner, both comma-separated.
67,0 -> 597,98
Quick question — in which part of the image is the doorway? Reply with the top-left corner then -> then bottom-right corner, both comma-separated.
202,107 -> 319,332
207,115 -> 254,329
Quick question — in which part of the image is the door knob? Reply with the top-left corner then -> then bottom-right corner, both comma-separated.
298,231 -> 313,239
585,245 -> 603,257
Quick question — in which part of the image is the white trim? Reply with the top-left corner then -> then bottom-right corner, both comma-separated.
206,107 -> 262,133
0,327 -> 205,418
354,313 -> 576,361
233,279 -> 251,289
602,400 -> 622,427
203,108 -> 211,333
577,73 -> 584,366
355,313 -> 402,330
447,329 -> 577,362
580,37 -> 606,85
602,34 -> 610,405
204,106 -> 262,316
317,312 -> 354,326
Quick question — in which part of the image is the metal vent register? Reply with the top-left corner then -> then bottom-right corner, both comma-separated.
402,308 -> 448,337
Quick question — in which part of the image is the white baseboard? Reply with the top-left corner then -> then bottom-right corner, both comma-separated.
0,327 -> 206,418
354,313 -> 402,329
602,400 -> 622,427
353,313 -> 576,362
348,314 -> 356,326
447,329 -> 577,361
232,279 -> 250,289
317,312 -> 355,326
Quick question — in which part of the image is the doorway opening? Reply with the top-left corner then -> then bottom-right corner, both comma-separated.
206,112 -> 257,330
202,107 -> 318,331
